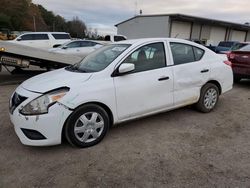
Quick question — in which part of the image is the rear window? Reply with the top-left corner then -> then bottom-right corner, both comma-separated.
238,44 -> 250,51
52,34 -> 71,39
218,42 -> 235,48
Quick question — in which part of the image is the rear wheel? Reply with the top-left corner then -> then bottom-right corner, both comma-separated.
195,83 -> 219,113
65,104 -> 110,148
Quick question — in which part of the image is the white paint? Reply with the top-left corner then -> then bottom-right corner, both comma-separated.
10,38 -> 233,146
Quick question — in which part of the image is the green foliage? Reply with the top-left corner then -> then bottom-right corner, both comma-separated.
0,0 -> 88,37
0,13 -> 11,29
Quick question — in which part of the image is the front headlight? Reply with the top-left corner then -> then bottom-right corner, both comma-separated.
20,88 -> 69,115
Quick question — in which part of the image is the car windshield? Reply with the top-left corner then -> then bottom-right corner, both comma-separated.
66,44 -> 130,73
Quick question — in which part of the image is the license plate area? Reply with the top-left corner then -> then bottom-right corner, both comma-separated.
0,56 -> 29,68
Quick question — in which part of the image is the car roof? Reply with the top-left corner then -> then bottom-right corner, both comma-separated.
115,38 -> 206,49
20,32 -> 69,35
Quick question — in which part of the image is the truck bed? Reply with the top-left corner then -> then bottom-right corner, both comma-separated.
0,41 -> 82,69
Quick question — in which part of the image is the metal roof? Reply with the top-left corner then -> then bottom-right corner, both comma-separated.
115,13 -> 250,30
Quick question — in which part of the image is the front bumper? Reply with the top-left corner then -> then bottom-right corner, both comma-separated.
9,86 -> 72,146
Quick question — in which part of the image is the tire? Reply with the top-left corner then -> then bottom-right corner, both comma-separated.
233,75 -> 241,83
64,104 -> 110,148
195,83 -> 219,113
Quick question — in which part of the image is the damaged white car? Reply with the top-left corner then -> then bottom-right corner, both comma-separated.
9,38 -> 233,148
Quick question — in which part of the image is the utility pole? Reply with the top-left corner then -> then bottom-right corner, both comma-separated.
33,15 -> 36,32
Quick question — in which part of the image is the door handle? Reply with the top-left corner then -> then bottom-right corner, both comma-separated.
158,76 -> 169,81
201,69 -> 209,73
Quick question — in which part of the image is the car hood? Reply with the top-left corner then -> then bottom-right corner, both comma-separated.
21,68 -> 92,93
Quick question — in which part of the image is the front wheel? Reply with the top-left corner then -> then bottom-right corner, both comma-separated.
64,104 -> 110,148
195,83 -> 219,113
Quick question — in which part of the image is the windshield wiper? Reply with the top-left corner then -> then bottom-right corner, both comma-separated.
65,65 -> 87,73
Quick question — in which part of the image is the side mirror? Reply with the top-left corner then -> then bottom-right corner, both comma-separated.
118,63 -> 135,74
62,46 -> 68,49
16,38 -> 21,41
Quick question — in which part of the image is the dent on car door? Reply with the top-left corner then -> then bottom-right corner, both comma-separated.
170,42 -> 209,106
114,42 -> 174,120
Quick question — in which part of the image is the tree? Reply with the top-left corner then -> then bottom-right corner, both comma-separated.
67,16 -> 87,38
0,13 -> 11,29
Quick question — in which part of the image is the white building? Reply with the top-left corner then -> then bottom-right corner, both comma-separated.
115,14 -> 250,46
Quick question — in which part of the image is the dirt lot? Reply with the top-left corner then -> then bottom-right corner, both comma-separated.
0,68 -> 250,188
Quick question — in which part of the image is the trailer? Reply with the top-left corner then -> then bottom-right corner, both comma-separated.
0,41 -> 82,73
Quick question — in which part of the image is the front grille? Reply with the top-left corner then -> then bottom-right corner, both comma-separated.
9,92 -> 27,114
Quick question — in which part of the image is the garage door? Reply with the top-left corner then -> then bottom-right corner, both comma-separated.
209,26 -> 226,46
231,30 -> 246,42
170,21 -> 191,39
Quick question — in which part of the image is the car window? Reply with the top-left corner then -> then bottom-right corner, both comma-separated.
52,34 -> 71,39
218,42 -> 235,47
66,41 -> 81,48
114,36 -> 126,42
238,44 -> 250,51
123,42 -> 166,73
170,42 -> 202,65
193,47 -> 205,61
20,34 -> 33,40
34,34 -> 49,40
79,41 -> 98,47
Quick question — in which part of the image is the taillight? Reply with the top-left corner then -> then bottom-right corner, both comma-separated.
224,60 -> 232,67
229,53 -> 235,59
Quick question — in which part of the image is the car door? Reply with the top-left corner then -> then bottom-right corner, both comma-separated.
114,42 -> 174,120
169,42 -> 210,106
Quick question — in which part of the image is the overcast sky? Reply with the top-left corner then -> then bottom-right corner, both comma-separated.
32,0 -> 250,35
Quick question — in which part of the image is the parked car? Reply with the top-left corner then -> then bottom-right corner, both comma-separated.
220,42 -> 250,58
49,40 -> 107,58
104,34 -> 127,42
9,32 -> 71,49
228,44 -> 250,82
9,38 -> 233,148
215,41 -> 239,53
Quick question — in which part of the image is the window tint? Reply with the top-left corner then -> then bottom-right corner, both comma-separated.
123,42 -> 166,73
170,43 -> 195,65
20,34 -> 33,40
218,42 -> 235,48
193,47 -> 204,61
34,34 -> 49,40
52,34 -> 70,39
114,36 -> 126,42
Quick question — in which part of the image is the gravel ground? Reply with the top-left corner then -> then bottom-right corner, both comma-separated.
0,69 -> 250,188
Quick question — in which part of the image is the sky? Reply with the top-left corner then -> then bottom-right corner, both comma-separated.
32,0 -> 250,35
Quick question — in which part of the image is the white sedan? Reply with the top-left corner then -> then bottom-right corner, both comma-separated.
9,38 -> 233,148
49,40 -> 107,58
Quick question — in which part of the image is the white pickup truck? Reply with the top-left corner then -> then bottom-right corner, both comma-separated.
9,32 -> 71,49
